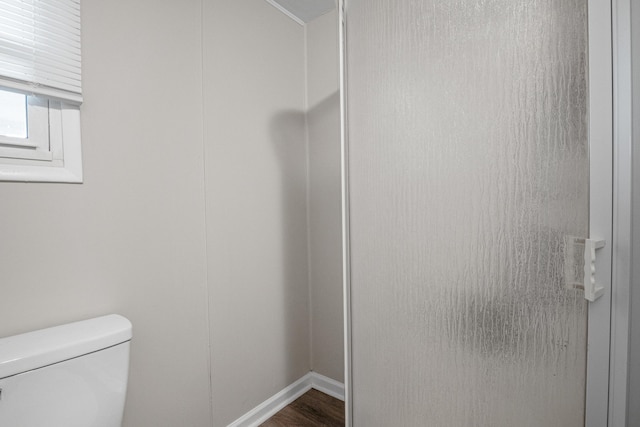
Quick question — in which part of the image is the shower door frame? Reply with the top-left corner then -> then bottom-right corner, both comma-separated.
338,0 -> 618,426
608,0 -> 635,425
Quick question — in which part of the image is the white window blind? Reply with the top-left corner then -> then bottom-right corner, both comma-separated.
0,0 -> 81,104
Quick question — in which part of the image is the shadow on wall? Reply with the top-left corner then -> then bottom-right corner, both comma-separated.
266,90 -> 344,384
307,91 -> 341,193
305,90 -> 345,382
269,109 -> 310,381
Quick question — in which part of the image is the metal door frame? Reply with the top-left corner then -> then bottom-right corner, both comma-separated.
608,0 -> 635,425
585,0 -> 614,426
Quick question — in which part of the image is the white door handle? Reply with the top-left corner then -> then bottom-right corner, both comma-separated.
584,238 -> 605,302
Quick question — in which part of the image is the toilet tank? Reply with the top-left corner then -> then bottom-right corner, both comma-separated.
0,315 -> 132,427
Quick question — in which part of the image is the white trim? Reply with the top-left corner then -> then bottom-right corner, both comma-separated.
585,0 -> 615,425
0,103 -> 83,183
628,0 -> 640,418
310,372 -> 345,401
226,372 -> 345,427
59,104 -> 83,180
338,0 -> 352,426
0,95 -> 51,161
263,0 -> 305,26
226,374 -> 312,427
609,0 -> 634,425
303,23 -> 315,375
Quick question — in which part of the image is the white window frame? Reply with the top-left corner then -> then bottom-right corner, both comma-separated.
0,95 -> 51,161
0,91 -> 82,183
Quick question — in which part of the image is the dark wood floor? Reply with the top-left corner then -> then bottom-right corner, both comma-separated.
260,389 -> 345,427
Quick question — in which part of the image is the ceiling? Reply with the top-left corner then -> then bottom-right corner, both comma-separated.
265,0 -> 336,24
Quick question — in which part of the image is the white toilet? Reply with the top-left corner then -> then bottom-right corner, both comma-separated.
0,314 -> 132,427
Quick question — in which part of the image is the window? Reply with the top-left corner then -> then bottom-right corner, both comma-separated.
0,0 -> 83,183
0,90 -> 82,182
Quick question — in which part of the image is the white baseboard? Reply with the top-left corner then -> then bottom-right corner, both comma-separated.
227,372 -> 345,427
309,372 -> 345,401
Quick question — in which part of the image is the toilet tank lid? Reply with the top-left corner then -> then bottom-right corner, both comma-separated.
0,314 -> 132,379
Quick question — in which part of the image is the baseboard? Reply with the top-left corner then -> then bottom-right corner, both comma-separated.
227,372 -> 345,427
309,372 -> 345,401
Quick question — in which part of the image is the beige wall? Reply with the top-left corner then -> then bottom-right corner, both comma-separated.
0,1 -> 212,426
0,2 -> 343,426
306,10 -> 344,383
203,1 -> 310,425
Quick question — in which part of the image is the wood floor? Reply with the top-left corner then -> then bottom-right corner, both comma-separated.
260,389 -> 345,427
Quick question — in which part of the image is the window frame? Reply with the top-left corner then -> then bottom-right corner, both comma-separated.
0,94 -> 51,161
0,92 -> 82,183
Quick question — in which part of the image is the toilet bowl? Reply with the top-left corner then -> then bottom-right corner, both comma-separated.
0,314 -> 132,427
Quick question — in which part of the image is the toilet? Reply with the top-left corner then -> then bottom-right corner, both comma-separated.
0,314 -> 132,427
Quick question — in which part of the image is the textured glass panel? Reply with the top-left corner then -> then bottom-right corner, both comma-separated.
345,1 -> 589,426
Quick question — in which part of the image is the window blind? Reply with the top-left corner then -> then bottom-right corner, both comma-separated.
0,0 -> 81,104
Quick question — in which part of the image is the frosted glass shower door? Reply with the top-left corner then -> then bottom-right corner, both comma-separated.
344,0 -> 609,426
